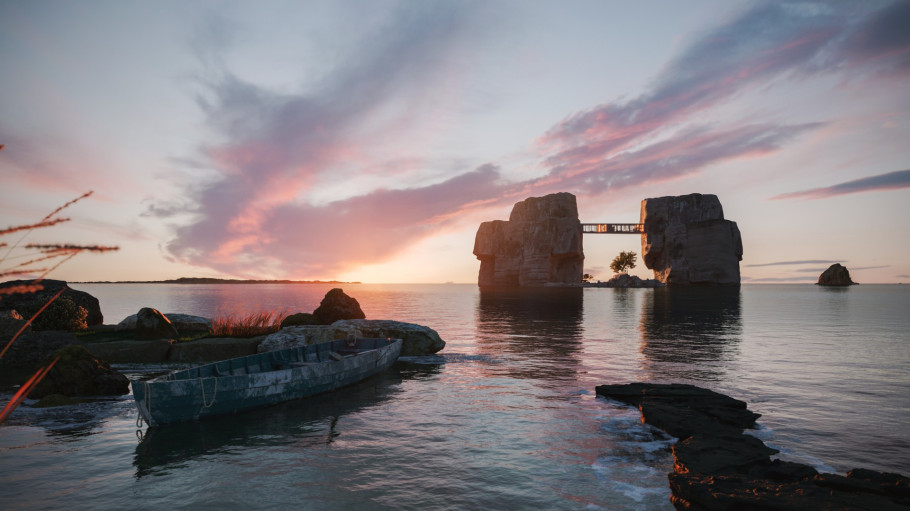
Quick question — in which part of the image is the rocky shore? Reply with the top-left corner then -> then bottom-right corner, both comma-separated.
596,383 -> 910,510
2,285 -> 445,404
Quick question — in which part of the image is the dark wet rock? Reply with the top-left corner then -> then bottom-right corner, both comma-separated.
85,339 -> 174,364
596,382 -> 910,510
135,307 -> 179,339
0,279 -> 103,326
280,312 -> 319,328
818,263 -> 856,286
0,330 -> 80,380
30,345 -> 129,398
313,288 -> 365,325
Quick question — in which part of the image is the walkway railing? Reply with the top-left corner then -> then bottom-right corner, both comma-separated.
581,223 -> 644,234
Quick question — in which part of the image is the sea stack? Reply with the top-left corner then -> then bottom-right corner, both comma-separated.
640,193 -> 742,285
473,193 -> 584,287
817,263 -> 856,286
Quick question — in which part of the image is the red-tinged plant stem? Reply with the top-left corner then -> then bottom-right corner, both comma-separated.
0,357 -> 59,424
0,287 -> 64,360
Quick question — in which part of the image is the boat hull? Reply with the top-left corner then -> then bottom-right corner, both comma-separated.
131,337 -> 402,426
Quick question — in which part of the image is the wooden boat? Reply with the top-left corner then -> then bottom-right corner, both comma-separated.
131,337 -> 402,426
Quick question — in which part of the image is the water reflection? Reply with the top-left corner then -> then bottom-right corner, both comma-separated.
638,286 -> 742,382
133,368 -> 405,478
474,288 -> 584,381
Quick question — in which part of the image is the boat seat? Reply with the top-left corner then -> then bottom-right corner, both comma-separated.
329,352 -> 345,361
289,362 -> 319,367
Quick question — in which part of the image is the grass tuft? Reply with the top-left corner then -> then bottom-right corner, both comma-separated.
209,310 -> 288,338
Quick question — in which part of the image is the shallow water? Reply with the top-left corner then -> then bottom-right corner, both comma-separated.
1,283 -> 908,509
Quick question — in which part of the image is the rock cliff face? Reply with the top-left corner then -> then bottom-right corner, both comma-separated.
640,194 -> 742,285
473,193 -> 583,287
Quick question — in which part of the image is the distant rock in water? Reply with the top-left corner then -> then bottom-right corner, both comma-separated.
640,194 -> 742,285
586,273 -> 663,288
817,263 -> 856,286
473,192 -> 583,287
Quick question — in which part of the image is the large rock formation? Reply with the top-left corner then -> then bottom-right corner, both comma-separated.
818,263 -> 856,286
640,194 -> 742,285
473,193 -> 584,287
31,345 -> 129,398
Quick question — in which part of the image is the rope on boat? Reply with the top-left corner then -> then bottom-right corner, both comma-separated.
200,377 -> 218,408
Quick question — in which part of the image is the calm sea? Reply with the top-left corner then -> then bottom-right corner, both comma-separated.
1,283 -> 908,510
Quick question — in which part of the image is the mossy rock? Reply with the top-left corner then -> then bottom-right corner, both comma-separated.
31,345 -> 129,398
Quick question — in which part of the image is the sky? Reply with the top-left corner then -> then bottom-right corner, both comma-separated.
1,0 -> 908,284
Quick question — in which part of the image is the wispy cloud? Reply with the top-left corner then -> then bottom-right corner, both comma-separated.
534,1 -> 909,198
746,259 -> 842,267
157,1 -> 910,278
769,169 -> 910,200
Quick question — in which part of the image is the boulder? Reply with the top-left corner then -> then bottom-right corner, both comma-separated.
30,345 -> 129,398
473,192 -> 584,287
118,312 -> 213,334
134,307 -> 179,339
596,383 -> 910,510
280,312 -> 319,328
333,319 -> 446,356
313,288 -> 365,325
257,326 -> 337,352
0,279 -> 103,326
258,320 -> 446,356
818,263 -> 856,286
640,194 -> 742,285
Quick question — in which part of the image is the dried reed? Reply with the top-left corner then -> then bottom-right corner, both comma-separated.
209,310 -> 288,338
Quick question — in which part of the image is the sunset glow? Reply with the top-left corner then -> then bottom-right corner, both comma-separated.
1,1 -> 908,283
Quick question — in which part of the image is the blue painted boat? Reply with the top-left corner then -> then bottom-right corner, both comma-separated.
132,337 -> 402,426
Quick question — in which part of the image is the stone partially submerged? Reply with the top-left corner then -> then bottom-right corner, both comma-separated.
818,263 -> 856,286
596,383 -> 910,510
640,194 -> 743,285
473,192 -> 584,287
259,320 -> 445,356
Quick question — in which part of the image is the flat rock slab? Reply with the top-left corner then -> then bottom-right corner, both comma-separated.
167,337 -> 263,363
596,382 -> 910,510
85,340 -> 173,364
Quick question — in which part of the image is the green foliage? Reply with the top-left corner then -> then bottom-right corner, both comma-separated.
18,296 -> 88,331
610,251 -> 638,274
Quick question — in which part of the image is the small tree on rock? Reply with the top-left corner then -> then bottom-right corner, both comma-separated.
582,273 -> 594,283
610,251 -> 637,274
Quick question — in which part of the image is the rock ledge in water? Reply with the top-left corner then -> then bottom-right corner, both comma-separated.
595,383 -> 910,510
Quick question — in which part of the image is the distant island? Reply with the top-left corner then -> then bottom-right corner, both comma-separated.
74,277 -> 360,285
